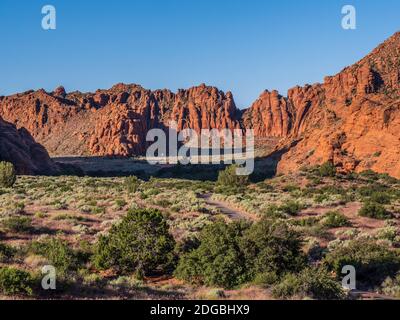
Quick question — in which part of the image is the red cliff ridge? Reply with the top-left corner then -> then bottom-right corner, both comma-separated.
1,32 -> 400,178
0,84 -> 241,157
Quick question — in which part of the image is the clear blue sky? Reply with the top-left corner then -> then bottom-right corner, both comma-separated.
1,0 -> 400,108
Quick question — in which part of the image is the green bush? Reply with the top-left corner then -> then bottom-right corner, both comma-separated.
321,211 -> 350,228
125,176 -> 141,193
115,199 -> 127,209
175,220 -> 250,289
272,267 -> 344,300
370,192 -> 392,205
318,162 -> 336,177
0,162 -> 16,188
29,238 -> 80,274
357,183 -> 388,197
252,271 -> 279,288
0,267 -> 33,296
358,202 -> 392,220
279,201 -> 304,216
2,216 -> 32,233
241,219 -> 306,277
215,165 -> 249,194
0,243 -> 16,262
324,239 -> 400,285
93,209 -> 175,277
175,219 -> 305,289
381,273 -> 400,298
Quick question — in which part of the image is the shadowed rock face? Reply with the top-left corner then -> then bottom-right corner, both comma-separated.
1,32 -> 400,177
0,117 -> 58,175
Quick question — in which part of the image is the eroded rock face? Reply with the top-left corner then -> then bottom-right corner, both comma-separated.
0,84 -> 242,157
0,117 -> 58,175
242,90 -> 293,137
1,32 -> 400,178
269,32 -> 400,178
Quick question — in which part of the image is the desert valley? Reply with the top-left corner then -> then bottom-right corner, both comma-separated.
0,31 -> 400,300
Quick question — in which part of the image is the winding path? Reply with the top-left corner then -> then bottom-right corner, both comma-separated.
198,193 -> 257,222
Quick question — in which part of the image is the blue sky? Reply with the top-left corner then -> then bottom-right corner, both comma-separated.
0,0 -> 400,108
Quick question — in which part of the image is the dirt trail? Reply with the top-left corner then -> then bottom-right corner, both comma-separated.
350,291 -> 397,300
198,193 -> 257,222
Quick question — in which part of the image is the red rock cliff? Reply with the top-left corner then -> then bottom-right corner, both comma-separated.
0,117 -> 58,175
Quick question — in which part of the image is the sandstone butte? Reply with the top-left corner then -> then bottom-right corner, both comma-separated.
1,32 -> 400,178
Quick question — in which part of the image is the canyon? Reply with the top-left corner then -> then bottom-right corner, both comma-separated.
1,32 -> 400,178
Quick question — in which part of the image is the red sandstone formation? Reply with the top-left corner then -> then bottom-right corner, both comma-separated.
270,32 -> 400,178
0,117 -> 58,175
1,32 -> 400,177
0,84 -> 241,157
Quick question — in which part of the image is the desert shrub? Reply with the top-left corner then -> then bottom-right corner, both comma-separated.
376,226 -> 398,242
115,199 -> 127,209
279,201 -> 304,216
252,271 -> 279,288
282,184 -> 300,193
357,184 -> 388,197
11,202 -> 26,214
381,273 -> 400,298
241,219 -> 306,277
324,239 -> 400,285
0,243 -> 16,262
175,219 -> 305,289
272,267 -> 344,300
359,170 -> 383,182
93,209 -> 175,277
175,220 -> 250,289
0,162 -> 16,188
303,225 -> 332,240
304,238 -> 325,261
263,205 -> 286,219
29,238 -> 80,274
318,162 -> 336,177
215,165 -> 249,194
0,267 -> 33,296
1,216 -> 32,233
370,192 -> 392,205
290,217 -> 320,227
321,211 -> 350,228
125,176 -> 141,193
91,206 -> 106,215
359,202 -> 392,220
314,193 -> 330,204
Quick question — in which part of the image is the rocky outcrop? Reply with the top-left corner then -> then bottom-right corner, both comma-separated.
268,32 -> 400,178
242,90 -> 293,137
1,32 -> 400,178
0,117 -> 58,175
0,84 -> 241,157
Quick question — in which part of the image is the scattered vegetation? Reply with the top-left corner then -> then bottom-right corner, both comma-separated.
0,162 -> 16,188
324,239 -> 400,285
1,216 -> 32,233
0,165 -> 398,299
359,202 -> 392,220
